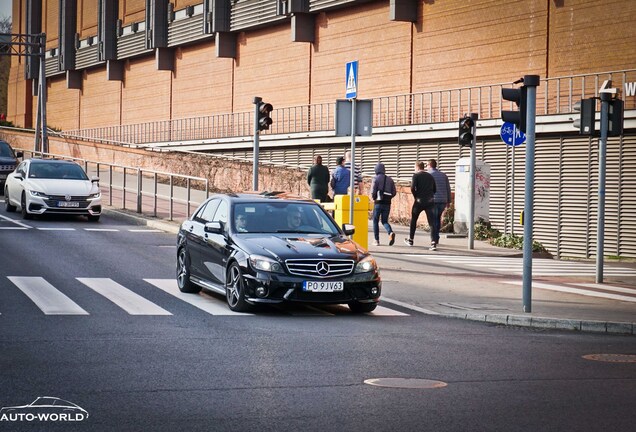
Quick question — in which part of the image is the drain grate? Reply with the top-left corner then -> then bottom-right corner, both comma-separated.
364,378 -> 447,389
582,354 -> 636,363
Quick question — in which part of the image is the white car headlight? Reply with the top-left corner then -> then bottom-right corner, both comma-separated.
355,255 -> 378,273
28,190 -> 48,198
249,255 -> 284,273
88,192 -> 101,199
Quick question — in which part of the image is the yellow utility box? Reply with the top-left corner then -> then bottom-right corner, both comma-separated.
331,194 -> 371,249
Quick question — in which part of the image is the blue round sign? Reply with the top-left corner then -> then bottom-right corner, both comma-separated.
500,122 -> 526,146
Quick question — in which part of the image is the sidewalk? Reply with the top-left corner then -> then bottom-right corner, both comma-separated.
104,208 -> 636,336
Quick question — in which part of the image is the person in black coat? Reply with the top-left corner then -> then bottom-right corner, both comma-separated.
404,161 -> 436,247
306,155 -> 330,201
370,163 -> 396,246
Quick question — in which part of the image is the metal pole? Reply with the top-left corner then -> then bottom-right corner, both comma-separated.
522,75 -> 540,313
468,113 -> 478,250
511,128 -> 516,236
253,97 -> 261,191
596,93 -> 610,283
38,33 -> 48,153
349,98 -> 357,224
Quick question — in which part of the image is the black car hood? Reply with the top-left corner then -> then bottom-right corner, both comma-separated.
234,234 -> 365,261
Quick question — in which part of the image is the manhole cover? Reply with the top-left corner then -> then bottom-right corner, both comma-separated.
364,378 -> 447,389
582,354 -> 636,363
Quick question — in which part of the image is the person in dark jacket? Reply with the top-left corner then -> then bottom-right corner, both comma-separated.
427,159 -> 452,250
404,161 -> 436,247
370,163 -> 396,246
306,155 -> 330,201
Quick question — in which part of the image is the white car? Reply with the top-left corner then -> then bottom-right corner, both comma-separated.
4,158 -> 102,221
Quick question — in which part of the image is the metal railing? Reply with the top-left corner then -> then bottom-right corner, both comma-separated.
20,150 -> 210,221
61,69 -> 636,146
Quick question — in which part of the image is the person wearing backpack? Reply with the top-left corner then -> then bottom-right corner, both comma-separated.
370,162 -> 397,246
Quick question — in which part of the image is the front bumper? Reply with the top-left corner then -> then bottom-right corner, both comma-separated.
26,195 -> 102,216
242,270 -> 381,305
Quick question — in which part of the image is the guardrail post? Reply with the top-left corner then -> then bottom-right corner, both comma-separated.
186,177 -> 191,216
153,172 -> 158,218
169,175 -> 174,221
122,167 -> 126,209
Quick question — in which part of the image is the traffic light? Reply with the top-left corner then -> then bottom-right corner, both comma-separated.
458,115 -> 474,147
572,98 -> 596,136
501,86 -> 528,133
608,98 -> 624,137
257,101 -> 273,131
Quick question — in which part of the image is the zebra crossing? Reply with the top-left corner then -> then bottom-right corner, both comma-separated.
408,254 -> 636,277
408,254 -> 636,303
1,277 -> 409,317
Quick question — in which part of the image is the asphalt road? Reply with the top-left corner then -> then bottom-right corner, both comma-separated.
1,212 -> 635,431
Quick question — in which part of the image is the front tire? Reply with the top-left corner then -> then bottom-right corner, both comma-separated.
176,247 -> 200,293
5,188 -> 16,212
225,263 -> 252,312
21,192 -> 32,219
348,301 -> 378,314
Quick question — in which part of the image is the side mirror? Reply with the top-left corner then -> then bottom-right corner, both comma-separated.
343,224 -> 355,236
14,173 -> 23,180
204,221 -> 223,234
91,176 -> 100,183
16,151 -> 23,158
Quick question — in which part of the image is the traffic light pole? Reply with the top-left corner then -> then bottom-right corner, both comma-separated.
253,97 -> 261,191
596,93 -> 611,283
468,113 -> 478,250
521,75 -> 540,313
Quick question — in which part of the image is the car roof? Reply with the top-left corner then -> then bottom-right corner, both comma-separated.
214,192 -> 316,204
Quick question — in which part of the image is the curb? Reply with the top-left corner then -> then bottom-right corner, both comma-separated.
103,208 -> 181,234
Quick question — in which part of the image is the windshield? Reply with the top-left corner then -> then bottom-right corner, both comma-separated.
28,162 -> 89,180
0,142 -> 15,158
232,201 -> 340,235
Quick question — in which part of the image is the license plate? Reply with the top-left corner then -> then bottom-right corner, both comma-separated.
303,281 -> 344,292
58,201 -> 80,208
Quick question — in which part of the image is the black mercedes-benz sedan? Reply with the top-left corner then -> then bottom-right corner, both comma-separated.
176,192 -> 381,313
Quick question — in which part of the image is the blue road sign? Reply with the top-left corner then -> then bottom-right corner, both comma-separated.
500,122 -> 526,146
345,61 -> 358,99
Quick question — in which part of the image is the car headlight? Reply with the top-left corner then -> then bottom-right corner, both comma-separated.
355,255 -> 378,273
88,192 -> 101,199
28,190 -> 48,198
249,255 -> 284,273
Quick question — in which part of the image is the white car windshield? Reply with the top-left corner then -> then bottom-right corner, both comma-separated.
28,162 -> 89,180
232,202 -> 340,235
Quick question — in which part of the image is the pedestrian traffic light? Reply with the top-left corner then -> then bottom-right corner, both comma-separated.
501,86 -> 528,133
458,115 -> 474,147
572,98 -> 596,136
257,101 -> 273,131
608,98 -> 624,137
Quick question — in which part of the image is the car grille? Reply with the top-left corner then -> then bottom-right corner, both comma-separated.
43,197 -> 90,208
285,259 -> 355,278
46,194 -> 90,201
0,164 -> 16,171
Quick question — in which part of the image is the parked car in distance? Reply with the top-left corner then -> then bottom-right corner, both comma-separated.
4,158 -> 102,221
0,140 -> 23,190
176,192 -> 381,313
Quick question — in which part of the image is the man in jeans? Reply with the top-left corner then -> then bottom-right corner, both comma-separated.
404,161 -> 436,247
370,162 -> 396,246
427,159 -> 451,251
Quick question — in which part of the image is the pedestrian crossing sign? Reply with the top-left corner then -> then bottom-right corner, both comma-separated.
345,61 -> 358,99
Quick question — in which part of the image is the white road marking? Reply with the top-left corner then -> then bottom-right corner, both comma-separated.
0,214 -> 32,228
84,228 -> 120,232
37,227 -> 76,231
128,229 -> 163,233
77,278 -> 172,315
8,276 -> 89,315
144,278 -> 250,316
381,297 -> 439,315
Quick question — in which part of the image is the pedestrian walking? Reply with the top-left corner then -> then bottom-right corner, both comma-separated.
306,155 -> 330,201
427,159 -> 451,250
330,156 -> 351,196
404,161 -> 436,248
344,150 -> 364,195
370,163 -> 396,246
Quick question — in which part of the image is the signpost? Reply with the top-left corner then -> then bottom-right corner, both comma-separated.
345,61 -> 358,224
500,122 -> 526,235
